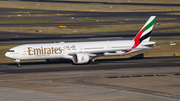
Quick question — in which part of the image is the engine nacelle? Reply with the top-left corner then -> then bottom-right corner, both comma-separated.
72,53 -> 90,64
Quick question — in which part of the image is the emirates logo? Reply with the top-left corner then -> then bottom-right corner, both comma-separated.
81,56 -> 84,61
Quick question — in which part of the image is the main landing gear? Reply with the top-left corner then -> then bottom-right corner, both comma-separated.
89,58 -> 99,65
14,59 -> 20,67
89,61 -> 99,64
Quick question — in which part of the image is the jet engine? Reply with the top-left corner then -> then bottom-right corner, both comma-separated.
72,53 -> 90,64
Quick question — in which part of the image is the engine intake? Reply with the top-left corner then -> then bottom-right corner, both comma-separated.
72,53 -> 90,64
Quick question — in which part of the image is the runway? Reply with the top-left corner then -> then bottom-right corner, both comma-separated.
1,56 -> 180,74
21,0 -> 180,7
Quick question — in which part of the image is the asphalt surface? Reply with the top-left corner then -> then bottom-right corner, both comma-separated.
21,0 -> 180,7
1,32 -> 180,44
0,56 -> 180,74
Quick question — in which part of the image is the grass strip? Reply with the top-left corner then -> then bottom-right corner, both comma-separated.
0,22 -> 179,34
0,19 -> 106,23
65,0 -> 180,4
0,1 -> 180,12
0,14 -> 70,17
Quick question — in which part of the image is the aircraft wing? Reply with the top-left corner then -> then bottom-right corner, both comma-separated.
68,46 -> 153,56
68,47 -> 132,55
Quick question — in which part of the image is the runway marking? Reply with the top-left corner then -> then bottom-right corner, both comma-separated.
106,73 -> 179,78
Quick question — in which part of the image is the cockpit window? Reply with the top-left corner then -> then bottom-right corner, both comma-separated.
8,50 -> 15,52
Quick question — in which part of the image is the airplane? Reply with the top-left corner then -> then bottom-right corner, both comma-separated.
5,16 -> 156,67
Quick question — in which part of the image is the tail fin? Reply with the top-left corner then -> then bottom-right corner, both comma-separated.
132,16 -> 156,48
133,16 -> 156,43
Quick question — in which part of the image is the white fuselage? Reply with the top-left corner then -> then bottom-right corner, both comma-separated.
5,16 -> 157,66
5,40 -> 141,60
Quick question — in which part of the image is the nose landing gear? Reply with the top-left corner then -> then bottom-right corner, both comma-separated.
14,59 -> 21,67
17,63 -> 21,67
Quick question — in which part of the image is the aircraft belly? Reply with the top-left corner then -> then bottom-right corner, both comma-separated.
20,54 -> 63,60
104,51 -> 124,56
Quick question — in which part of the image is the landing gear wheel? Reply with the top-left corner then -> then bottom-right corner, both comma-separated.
89,61 -> 93,64
17,63 -> 21,67
14,59 -> 21,67
94,61 -> 99,64
89,61 -> 99,65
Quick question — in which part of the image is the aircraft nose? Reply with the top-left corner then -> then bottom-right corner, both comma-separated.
5,52 -> 12,58
5,52 -> 9,57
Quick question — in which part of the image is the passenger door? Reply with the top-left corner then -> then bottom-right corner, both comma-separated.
22,48 -> 26,55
